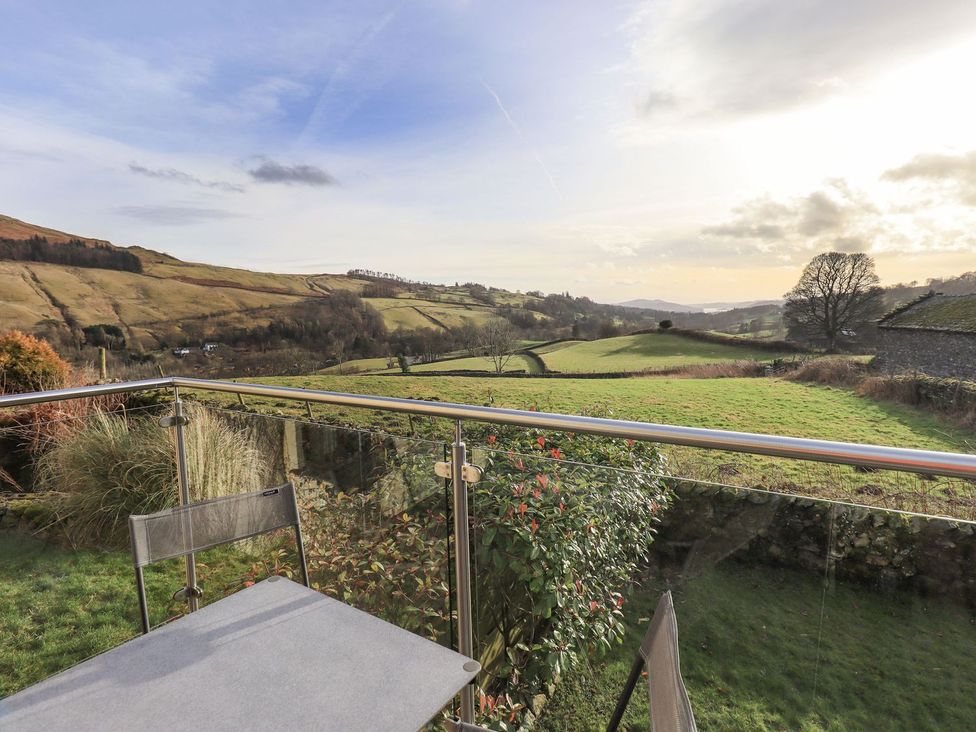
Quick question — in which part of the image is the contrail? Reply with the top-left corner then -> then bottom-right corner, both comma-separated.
481,81 -> 561,197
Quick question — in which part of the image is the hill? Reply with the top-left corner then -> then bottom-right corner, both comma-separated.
618,298 -> 701,313
0,215 -> 664,365
0,214 -> 112,247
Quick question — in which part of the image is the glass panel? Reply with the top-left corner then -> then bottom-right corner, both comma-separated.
0,401 -> 454,700
531,449 -> 976,732
199,406 -> 454,649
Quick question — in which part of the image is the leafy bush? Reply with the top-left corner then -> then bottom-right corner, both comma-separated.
37,404 -> 269,547
291,426 -> 669,729
0,331 -> 70,394
299,490 -> 451,642
469,427 -> 669,727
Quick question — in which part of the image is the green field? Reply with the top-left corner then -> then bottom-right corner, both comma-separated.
386,354 -> 540,374
212,374 -> 969,452
533,333 -> 795,373
319,356 -> 394,374
195,374 -> 975,517
539,561 -> 976,731
0,531 -> 260,696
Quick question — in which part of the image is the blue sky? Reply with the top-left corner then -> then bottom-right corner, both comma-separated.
2,0 -> 976,301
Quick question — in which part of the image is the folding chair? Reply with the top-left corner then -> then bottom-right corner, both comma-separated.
606,590 -> 697,732
128,482 -> 309,634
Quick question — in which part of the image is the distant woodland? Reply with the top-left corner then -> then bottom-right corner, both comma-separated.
0,237 -> 143,273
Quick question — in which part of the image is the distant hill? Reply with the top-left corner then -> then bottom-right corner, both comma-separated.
619,298 -> 783,313
0,214 -> 660,354
618,298 -> 702,313
0,214 -> 113,247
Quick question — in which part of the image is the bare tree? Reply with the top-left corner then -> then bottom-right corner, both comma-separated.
784,252 -> 884,351
478,319 -> 518,373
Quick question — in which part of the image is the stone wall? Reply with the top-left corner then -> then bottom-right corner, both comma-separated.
875,327 -> 976,381
653,483 -> 976,608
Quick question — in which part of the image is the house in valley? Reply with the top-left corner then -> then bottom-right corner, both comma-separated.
875,293 -> 976,381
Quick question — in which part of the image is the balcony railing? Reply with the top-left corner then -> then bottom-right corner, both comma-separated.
1,377 -> 975,729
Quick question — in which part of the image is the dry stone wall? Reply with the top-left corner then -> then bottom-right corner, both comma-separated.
875,328 -> 976,381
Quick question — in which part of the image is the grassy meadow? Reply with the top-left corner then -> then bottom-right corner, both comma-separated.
190,373 -> 975,517
318,332 -> 800,377
203,374 -> 971,452
534,332 -> 796,373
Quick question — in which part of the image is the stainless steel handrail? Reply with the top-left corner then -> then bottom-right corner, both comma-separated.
1,376 -> 974,479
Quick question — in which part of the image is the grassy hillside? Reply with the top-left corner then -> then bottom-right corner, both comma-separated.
0,216 -> 552,348
534,332 -> 795,373
0,214 -> 110,246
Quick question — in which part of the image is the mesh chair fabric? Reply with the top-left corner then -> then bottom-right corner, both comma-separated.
130,483 -> 299,567
639,591 -> 698,732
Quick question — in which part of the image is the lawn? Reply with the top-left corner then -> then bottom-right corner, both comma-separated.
539,560 -> 976,731
0,531 -> 265,696
533,333 -> 796,373
203,374 -> 971,453
191,374 -> 975,517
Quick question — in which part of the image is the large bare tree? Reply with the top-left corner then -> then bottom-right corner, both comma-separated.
478,319 -> 518,373
784,252 -> 884,351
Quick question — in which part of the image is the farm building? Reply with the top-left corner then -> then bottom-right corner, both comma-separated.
875,293 -> 976,380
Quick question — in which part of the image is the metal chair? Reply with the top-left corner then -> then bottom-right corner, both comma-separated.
128,482 -> 309,634
607,590 -> 697,732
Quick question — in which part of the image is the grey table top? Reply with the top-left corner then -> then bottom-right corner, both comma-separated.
0,577 -> 478,731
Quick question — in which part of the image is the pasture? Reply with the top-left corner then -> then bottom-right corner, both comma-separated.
195,373 -> 975,517
533,332 -> 796,373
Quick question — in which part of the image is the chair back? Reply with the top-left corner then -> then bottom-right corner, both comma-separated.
128,482 -> 309,633
640,591 -> 697,732
130,483 -> 301,566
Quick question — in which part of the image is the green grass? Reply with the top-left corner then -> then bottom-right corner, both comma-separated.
539,561 -> 976,731
318,356 -> 394,374
0,531 -> 266,696
379,354 -> 541,374
535,333 -> 796,373
196,374 -> 975,517
207,375 -> 971,452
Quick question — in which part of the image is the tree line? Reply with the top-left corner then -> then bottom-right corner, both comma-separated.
0,236 -> 143,273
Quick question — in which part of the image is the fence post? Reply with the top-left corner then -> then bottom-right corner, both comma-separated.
172,387 -> 199,612
451,419 -> 476,723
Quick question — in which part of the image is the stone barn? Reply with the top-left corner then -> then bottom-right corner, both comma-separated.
875,293 -> 976,381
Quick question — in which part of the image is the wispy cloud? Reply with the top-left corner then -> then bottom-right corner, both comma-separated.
247,158 -> 337,186
882,150 -> 976,205
481,81 -> 561,198
129,163 -> 245,192
115,205 -> 243,225
625,0 -> 976,120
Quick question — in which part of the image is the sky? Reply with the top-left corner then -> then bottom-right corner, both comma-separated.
1,0 -> 975,304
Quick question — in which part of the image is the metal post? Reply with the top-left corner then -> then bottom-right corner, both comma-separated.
173,388 -> 199,612
451,419 -> 476,724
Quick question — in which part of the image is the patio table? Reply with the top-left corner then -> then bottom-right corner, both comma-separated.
0,576 -> 479,731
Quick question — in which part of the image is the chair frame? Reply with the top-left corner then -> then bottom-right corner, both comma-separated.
128,482 -> 309,634
606,590 -> 697,732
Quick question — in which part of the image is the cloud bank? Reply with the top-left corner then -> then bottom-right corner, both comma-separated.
129,163 -> 244,192
247,159 -> 337,186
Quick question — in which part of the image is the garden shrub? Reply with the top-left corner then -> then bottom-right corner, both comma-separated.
293,425 -> 670,729
37,404 -> 270,547
468,426 -> 669,728
0,331 -> 70,394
